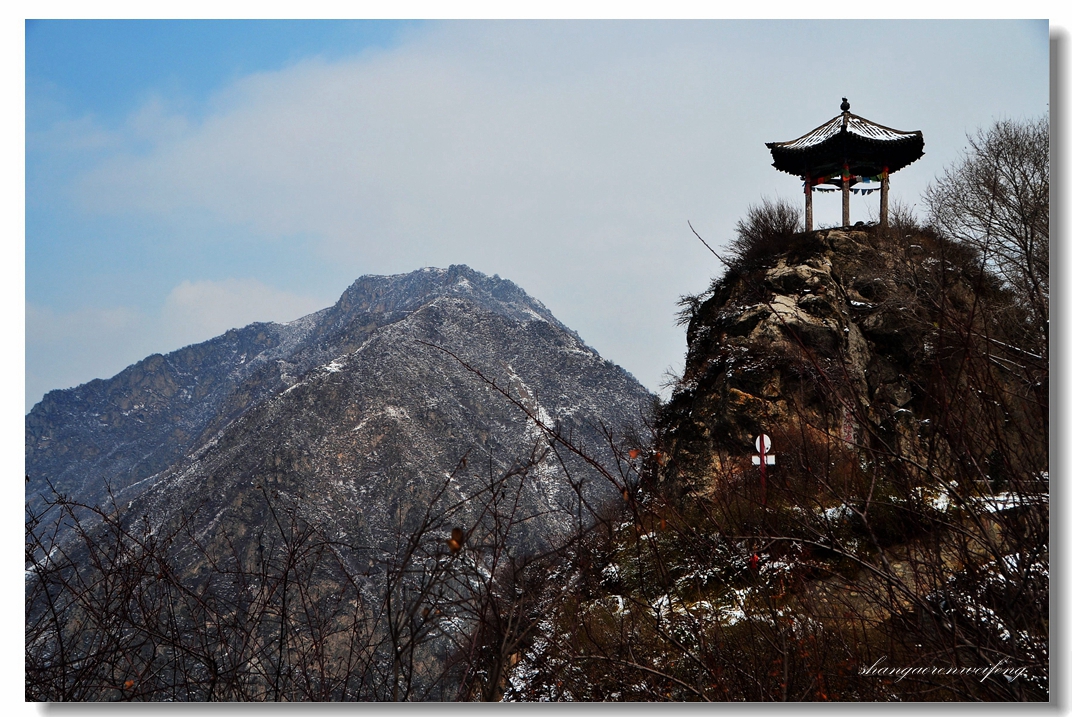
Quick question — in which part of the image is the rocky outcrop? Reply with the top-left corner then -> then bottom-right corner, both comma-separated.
656,225 -> 1035,495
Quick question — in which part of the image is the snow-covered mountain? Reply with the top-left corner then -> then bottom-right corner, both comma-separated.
27,265 -> 652,550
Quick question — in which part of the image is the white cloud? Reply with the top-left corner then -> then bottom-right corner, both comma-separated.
126,95 -> 192,145
51,22 -> 1051,397
26,303 -> 152,410
160,278 -> 324,347
27,114 -> 119,155
27,303 -> 143,347
26,279 -> 323,411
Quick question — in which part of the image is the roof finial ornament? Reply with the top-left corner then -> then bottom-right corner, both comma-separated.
840,97 -> 850,112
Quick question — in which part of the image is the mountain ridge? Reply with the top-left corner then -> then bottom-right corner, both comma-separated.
27,263 -> 649,531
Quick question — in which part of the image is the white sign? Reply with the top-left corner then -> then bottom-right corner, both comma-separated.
752,434 -> 775,465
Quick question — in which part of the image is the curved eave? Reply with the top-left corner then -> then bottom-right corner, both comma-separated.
766,112 -> 924,180
766,132 -> 924,180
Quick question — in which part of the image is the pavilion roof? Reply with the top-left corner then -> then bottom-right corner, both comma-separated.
766,110 -> 924,184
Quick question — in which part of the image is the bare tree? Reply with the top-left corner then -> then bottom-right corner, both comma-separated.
924,116 -> 1049,335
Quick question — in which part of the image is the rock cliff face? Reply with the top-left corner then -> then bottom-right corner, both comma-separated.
656,225 -> 1045,495
27,265 -> 652,552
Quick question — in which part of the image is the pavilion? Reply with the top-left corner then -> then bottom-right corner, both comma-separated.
766,99 -> 924,231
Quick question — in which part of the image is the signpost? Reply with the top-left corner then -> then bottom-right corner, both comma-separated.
752,434 -> 775,505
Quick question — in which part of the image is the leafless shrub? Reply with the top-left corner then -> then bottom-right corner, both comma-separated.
727,198 -> 804,269
25,441 -> 594,701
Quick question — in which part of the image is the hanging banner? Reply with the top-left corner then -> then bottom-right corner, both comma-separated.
805,171 -> 886,189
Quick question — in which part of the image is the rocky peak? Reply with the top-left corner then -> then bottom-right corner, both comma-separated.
329,265 -> 567,333
27,264 -> 647,539
657,224 -> 1032,493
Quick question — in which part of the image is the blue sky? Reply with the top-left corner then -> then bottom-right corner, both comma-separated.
27,20 -> 422,125
24,19 -> 1052,412
27,20 -> 424,309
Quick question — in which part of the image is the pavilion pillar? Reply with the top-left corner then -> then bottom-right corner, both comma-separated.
804,173 -> 813,232
879,167 -> 889,227
841,164 -> 851,227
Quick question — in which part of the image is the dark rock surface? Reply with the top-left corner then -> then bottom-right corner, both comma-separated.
656,226 -> 1043,494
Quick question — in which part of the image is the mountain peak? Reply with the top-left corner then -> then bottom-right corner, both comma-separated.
27,264 -> 640,521
327,264 -> 577,348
